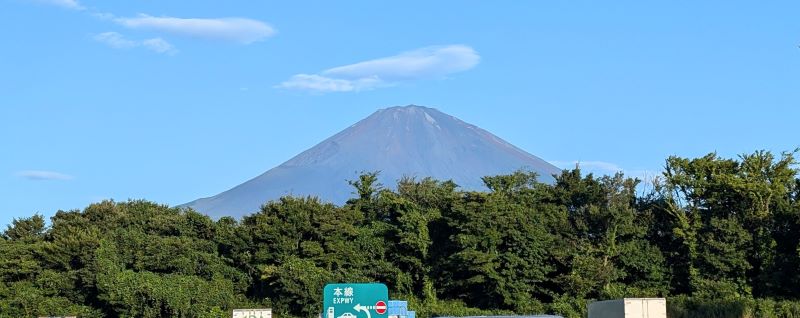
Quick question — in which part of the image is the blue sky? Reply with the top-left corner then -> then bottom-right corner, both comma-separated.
2,1 -> 799,227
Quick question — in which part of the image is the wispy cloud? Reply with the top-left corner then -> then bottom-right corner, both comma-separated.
94,32 -> 177,55
23,2 -> 275,51
29,0 -> 84,10
114,14 -> 276,44
141,38 -> 177,54
551,160 -> 661,181
324,45 -> 480,80
277,45 -> 480,93
93,31 -> 136,49
16,170 -> 74,181
279,74 -> 384,92
551,160 -> 663,193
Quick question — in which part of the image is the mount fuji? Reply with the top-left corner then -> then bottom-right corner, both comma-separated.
182,105 -> 560,218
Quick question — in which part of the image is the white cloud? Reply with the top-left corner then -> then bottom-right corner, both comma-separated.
324,45 -> 479,80
278,45 -> 480,93
16,170 -> 73,181
93,32 -> 137,49
551,160 -> 662,184
94,32 -> 177,55
90,12 -> 116,20
30,0 -> 83,10
114,14 -> 275,44
277,74 -> 384,92
141,38 -> 177,54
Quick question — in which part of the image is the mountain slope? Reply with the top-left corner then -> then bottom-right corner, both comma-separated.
183,105 -> 560,218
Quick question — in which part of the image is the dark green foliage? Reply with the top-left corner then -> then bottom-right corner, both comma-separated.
667,295 -> 800,318
441,173 -> 554,313
1,150 -> 798,317
660,150 -> 799,299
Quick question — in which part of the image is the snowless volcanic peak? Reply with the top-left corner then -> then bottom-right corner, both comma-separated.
183,105 -> 560,218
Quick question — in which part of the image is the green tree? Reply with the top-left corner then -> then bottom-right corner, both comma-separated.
660,150 -> 798,298
441,171 -> 552,313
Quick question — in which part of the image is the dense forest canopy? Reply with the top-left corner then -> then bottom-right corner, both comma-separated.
2,150 -> 799,318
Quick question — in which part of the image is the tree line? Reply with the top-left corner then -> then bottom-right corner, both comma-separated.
1,150 -> 799,318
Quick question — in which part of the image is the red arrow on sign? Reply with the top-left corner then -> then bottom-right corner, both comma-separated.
374,301 -> 387,315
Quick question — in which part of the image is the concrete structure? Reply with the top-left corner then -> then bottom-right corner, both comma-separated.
233,308 -> 272,318
587,298 -> 666,318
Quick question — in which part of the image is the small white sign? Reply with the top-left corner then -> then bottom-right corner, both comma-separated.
233,308 -> 272,318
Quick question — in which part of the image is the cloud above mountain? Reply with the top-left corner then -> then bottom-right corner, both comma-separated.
23,1 -> 275,50
113,14 -> 276,44
16,170 -> 74,181
94,32 -> 177,55
278,45 -> 480,92
28,0 -> 83,10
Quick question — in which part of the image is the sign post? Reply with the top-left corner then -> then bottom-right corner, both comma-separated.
323,283 -> 389,318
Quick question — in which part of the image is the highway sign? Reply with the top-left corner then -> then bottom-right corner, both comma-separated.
324,283 -> 389,318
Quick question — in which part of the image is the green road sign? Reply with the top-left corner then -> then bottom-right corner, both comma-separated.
323,283 -> 388,318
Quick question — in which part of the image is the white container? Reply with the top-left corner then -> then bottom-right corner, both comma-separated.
588,298 -> 666,318
233,308 -> 272,318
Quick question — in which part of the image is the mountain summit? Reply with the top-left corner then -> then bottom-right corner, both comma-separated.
183,105 -> 560,218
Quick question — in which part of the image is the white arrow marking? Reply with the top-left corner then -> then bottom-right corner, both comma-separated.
354,304 -> 371,318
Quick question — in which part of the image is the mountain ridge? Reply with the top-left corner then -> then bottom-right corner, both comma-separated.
182,105 -> 560,218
